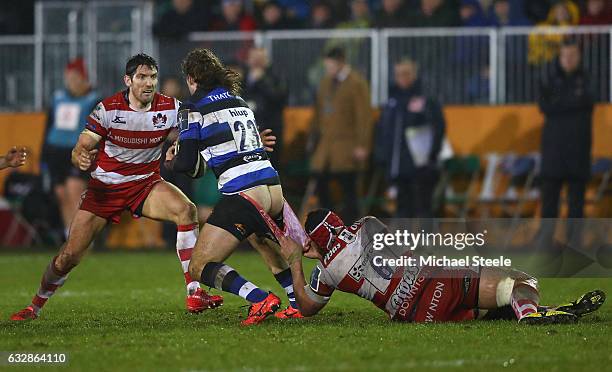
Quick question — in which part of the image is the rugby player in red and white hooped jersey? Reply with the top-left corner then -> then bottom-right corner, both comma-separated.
275,209 -> 605,325
10,54 -> 233,321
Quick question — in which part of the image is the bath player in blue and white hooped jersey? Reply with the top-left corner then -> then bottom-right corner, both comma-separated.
167,48 -> 304,325
178,86 -> 280,194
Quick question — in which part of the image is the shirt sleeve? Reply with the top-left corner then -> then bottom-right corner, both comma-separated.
85,102 -> 108,138
172,105 -> 203,175
307,264 -> 335,304
173,98 -> 181,128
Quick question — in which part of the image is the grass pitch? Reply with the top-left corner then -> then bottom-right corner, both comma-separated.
1,251 -> 611,371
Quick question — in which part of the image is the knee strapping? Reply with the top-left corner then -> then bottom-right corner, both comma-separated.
496,277 -> 515,307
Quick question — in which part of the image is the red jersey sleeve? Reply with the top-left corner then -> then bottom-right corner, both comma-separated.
86,102 -> 108,138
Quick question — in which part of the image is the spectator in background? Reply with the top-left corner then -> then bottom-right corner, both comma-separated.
580,0 -> 612,25
337,0 -> 372,29
258,1 -> 293,30
42,58 -> 99,240
276,0 -> 310,22
0,147 -> 27,171
460,0 -> 490,26
375,60 -> 446,218
528,0 -> 580,65
525,0 -> 557,24
538,39 -> 593,219
308,1 -> 336,29
242,48 -> 288,169
309,47 -> 372,222
211,0 -> 257,31
153,0 -> 208,39
373,0 -> 407,28
408,0 -> 461,27
467,65 -> 490,102
488,0 -> 531,26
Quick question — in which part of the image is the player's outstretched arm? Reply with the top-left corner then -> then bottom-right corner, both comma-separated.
71,130 -> 100,171
278,235 -> 330,317
0,146 -> 27,170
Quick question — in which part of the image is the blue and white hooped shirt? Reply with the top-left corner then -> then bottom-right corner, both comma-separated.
178,88 -> 279,194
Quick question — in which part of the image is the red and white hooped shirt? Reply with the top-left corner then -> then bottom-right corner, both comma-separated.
85,90 -> 179,189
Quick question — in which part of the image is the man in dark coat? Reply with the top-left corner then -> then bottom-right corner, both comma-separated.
375,59 -> 446,218
538,39 -> 594,219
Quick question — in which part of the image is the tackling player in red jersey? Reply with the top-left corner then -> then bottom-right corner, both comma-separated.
9,54 -> 230,320
276,209 -> 605,324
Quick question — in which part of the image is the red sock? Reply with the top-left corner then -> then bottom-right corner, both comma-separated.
176,224 -> 200,294
30,256 -> 69,314
510,285 -> 539,320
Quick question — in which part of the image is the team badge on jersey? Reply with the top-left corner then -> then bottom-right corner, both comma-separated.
152,113 -> 167,128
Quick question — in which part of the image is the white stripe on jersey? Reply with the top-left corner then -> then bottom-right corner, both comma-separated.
90,167 -> 154,184
188,112 -> 203,123
217,160 -> 273,192
104,142 -> 162,164
201,140 -> 235,161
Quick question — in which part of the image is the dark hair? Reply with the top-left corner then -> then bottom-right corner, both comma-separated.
561,37 -> 580,49
305,208 -> 332,234
325,46 -> 346,62
181,48 -> 242,96
125,53 -> 158,78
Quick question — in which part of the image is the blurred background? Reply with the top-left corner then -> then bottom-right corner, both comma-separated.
0,0 -> 611,249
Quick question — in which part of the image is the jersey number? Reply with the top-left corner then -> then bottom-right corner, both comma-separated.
232,120 -> 261,153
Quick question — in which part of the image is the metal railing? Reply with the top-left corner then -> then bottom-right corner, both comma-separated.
0,2 -> 611,111
0,36 -> 36,111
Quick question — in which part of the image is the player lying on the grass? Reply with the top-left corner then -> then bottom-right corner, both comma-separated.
276,209 -> 606,324
0,146 -> 27,170
166,48 -> 304,325
9,54 -> 276,321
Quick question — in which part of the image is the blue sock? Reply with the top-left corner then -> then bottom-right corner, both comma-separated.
200,262 -> 268,303
274,268 -> 297,308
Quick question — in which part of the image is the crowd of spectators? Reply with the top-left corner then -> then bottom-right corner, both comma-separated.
0,0 -> 610,36
152,0 -> 612,39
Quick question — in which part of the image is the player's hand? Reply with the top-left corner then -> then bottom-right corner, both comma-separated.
77,148 -> 98,171
5,146 -> 27,168
260,129 -> 276,152
166,141 -> 177,162
278,235 -> 303,266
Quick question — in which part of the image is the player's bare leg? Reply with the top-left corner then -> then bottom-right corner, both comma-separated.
249,236 -> 303,319
189,223 -> 281,325
478,267 -> 577,324
63,177 -> 87,225
10,210 -> 107,320
140,180 -> 222,312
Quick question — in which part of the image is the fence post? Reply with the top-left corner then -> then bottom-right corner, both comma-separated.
143,1 -> 155,54
488,28 -> 498,104
370,29 -> 379,107
34,1 -> 43,110
85,1 -> 97,87
68,10 -> 78,60
379,29 -> 389,105
497,29 -> 506,104
131,7 -> 143,54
